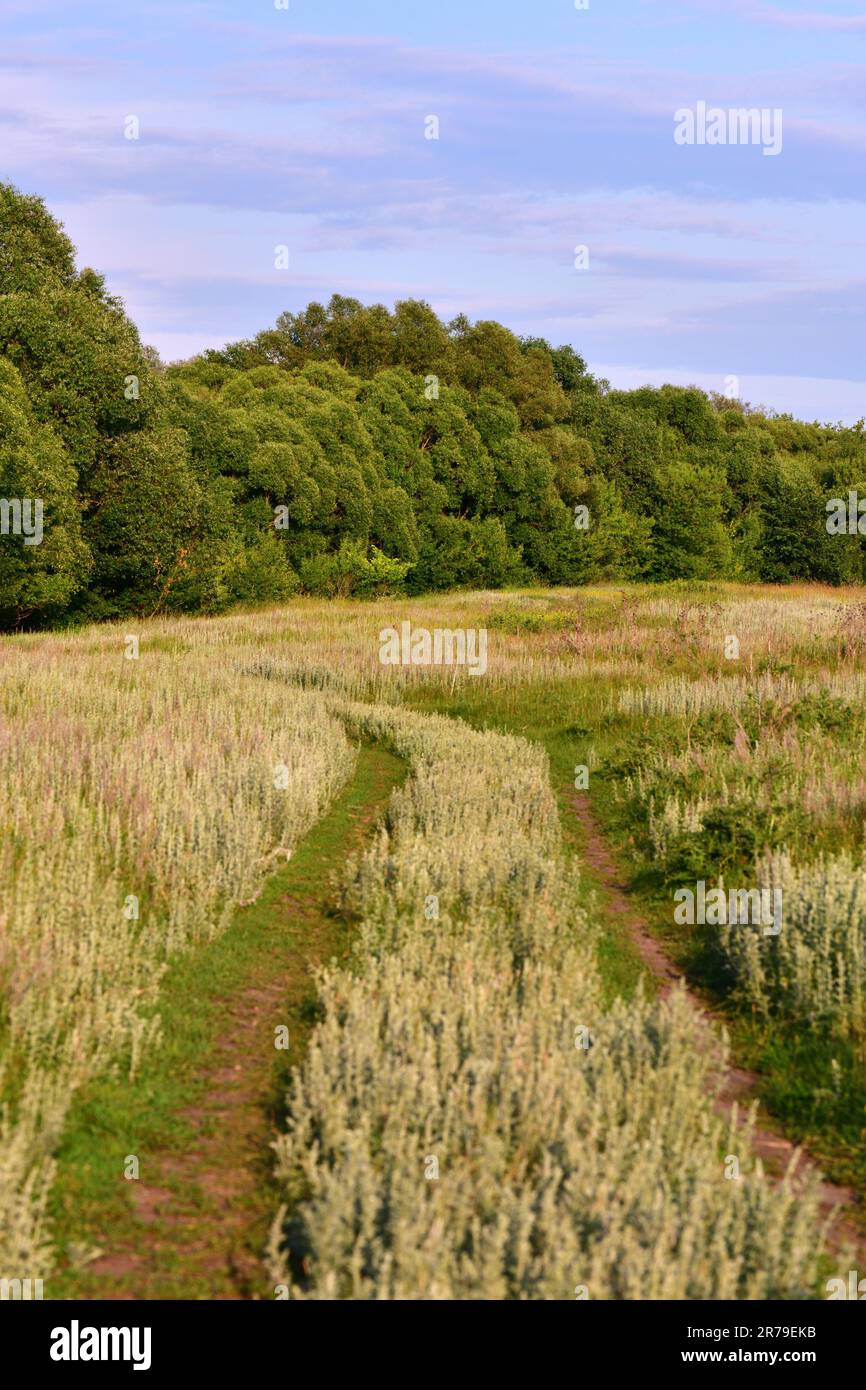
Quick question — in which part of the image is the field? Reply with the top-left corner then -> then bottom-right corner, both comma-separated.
2,581 -> 865,1300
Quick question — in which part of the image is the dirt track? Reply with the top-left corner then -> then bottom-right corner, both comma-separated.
571,788 -> 865,1263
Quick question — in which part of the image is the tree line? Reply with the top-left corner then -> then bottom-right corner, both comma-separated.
2,182 -> 865,629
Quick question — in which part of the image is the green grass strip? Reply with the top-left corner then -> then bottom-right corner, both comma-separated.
48,742 -> 405,1300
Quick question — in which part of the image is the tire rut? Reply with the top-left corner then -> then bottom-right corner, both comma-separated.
82,744 -> 405,1300
571,789 -> 866,1262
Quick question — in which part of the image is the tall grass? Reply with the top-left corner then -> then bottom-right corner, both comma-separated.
0,640 -> 353,1278
3,582 -> 856,1292
267,699 -> 823,1299
721,851 -> 866,1038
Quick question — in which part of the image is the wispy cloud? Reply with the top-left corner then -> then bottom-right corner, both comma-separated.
3,0 -> 865,420
741,5 -> 866,32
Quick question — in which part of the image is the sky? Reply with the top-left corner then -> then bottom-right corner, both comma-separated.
2,0 -> 865,423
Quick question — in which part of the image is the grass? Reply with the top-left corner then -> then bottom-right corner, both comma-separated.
389,587 -> 866,1207
403,681 -> 647,1006
580,723 -> 866,1200
5,580 -> 864,1295
48,742 -> 405,1300
267,690 -> 825,1298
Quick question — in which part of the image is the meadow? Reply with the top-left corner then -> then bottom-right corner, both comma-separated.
1,580 -> 864,1299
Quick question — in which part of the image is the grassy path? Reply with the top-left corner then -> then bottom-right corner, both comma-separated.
50,742 -> 405,1301
571,786 -> 866,1260
44,671 -> 864,1297
404,686 -> 866,1257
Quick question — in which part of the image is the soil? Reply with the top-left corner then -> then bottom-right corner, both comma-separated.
571,787 -> 865,1261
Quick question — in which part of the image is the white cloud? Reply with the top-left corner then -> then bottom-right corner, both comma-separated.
595,361 -> 866,425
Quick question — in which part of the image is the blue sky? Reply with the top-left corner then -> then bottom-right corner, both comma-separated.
3,0 -> 865,421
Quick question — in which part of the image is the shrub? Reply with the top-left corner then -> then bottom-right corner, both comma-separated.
300,540 -> 412,598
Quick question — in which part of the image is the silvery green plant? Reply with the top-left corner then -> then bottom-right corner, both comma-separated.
0,642 -> 354,1279
720,850 -> 866,1038
268,701 -> 824,1299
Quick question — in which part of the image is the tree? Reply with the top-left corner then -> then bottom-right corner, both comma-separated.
758,454 -> 852,584
0,183 -> 78,295
0,358 -> 91,625
5,192 -> 865,624
0,185 -> 151,487
644,459 -> 732,580
84,428 -> 206,616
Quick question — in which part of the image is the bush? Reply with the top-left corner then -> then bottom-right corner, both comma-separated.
300,540 -> 412,598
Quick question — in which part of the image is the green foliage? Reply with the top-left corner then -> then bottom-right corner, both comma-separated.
572,476 -> 653,581
299,539 -> 412,598
758,455 -> 843,584
0,358 -> 91,625
0,184 -> 78,295
84,427 -> 206,616
220,531 -> 300,607
412,514 -> 525,592
0,183 -> 150,485
644,459 -> 732,580
487,602 -> 575,633
4,183 -> 866,629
